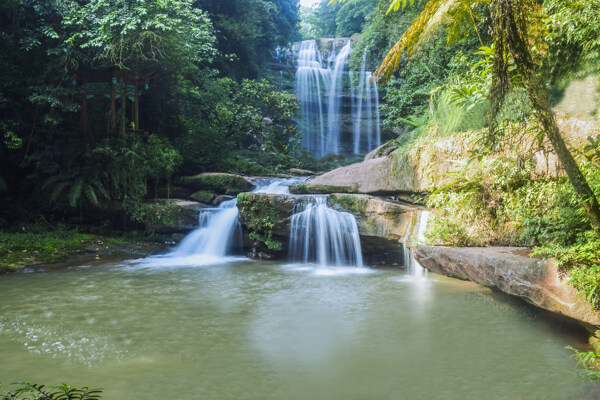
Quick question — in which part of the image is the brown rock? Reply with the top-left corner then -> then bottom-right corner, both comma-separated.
415,246 -> 600,327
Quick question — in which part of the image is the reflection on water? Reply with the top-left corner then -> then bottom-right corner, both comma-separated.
0,260 -> 597,400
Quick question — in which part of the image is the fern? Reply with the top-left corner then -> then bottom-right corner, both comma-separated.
10,382 -> 103,400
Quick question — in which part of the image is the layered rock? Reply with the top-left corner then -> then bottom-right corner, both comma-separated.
415,246 -> 600,327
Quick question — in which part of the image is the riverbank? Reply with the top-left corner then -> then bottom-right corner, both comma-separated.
0,226 -> 169,273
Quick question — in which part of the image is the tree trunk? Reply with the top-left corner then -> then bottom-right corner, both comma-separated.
499,0 -> 600,235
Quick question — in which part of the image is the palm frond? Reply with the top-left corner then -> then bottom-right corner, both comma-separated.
69,178 -> 84,208
375,0 -> 488,84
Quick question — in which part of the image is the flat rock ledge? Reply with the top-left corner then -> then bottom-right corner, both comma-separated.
415,246 -> 600,327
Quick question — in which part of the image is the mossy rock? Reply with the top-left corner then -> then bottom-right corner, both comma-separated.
141,200 -> 201,234
190,190 -> 216,203
236,193 -> 296,253
179,173 -> 253,195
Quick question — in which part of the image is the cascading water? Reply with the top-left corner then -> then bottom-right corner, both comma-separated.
325,41 -> 352,156
169,178 -> 304,260
352,50 -> 381,154
170,199 -> 242,258
295,40 -> 328,157
289,196 -> 363,267
293,39 -> 382,158
401,210 -> 431,277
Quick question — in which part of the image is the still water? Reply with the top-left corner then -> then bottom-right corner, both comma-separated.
0,259 -> 598,399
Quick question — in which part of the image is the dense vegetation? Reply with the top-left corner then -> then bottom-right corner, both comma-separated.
0,0 -> 307,232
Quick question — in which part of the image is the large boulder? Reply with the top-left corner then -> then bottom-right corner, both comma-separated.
179,173 -> 253,195
415,246 -> 600,327
291,151 -> 426,195
141,199 -> 204,234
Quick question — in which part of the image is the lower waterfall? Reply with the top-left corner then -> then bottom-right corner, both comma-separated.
289,197 -> 363,267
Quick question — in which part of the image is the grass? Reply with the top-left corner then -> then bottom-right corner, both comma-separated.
0,225 -> 142,272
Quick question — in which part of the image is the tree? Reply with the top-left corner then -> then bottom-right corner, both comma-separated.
352,0 -> 600,235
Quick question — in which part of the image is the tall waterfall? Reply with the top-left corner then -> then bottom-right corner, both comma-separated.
293,39 -> 382,158
289,197 -> 363,267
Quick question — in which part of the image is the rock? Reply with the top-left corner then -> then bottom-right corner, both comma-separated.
415,246 -> 600,327
296,151 -> 426,195
178,172 -> 253,195
364,139 -> 400,161
190,190 -> 216,204
141,199 -> 203,234
213,195 -> 235,206
289,168 -> 316,176
236,193 -> 298,259
329,193 -> 417,241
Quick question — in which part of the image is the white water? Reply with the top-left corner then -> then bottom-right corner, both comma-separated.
293,39 -> 382,158
170,199 -> 242,258
325,41 -> 352,156
289,197 -> 364,267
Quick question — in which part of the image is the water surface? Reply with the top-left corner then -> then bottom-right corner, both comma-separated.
0,259 -> 597,399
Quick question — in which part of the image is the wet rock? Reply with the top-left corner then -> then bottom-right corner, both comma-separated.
415,246 -> 600,327
178,172 -> 253,195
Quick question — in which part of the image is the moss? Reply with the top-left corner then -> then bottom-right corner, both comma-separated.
190,190 -> 215,203
140,202 -> 181,233
330,194 -> 369,214
237,193 -> 283,251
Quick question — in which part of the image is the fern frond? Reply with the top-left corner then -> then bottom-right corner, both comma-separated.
49,181 -> 70,204
91,179 -> 110,201
85,185 -> 99,206
69,178 -> 84,208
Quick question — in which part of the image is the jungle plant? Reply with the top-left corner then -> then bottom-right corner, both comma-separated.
1,382 -> 102,400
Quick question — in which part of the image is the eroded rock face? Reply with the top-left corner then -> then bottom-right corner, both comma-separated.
415,246 -> 600,327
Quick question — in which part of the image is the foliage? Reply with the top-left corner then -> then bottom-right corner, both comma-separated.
1,382 -> 102,400
301,0 -> 376,39
567,344 -> 600,381
194,0 -> 299,79
63,0 -> 217,72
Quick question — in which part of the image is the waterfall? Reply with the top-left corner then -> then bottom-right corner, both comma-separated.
170,199 -> 243,258
169,178 -> 304,259
293,39 -> 381,158
295,40 -> 328,157
401,210 -> 431,277
289,197 -> 363,267
352,51 -> 382,154
325,41 -> 352,156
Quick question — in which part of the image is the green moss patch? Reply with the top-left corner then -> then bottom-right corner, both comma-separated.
237,193 -> 283,251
